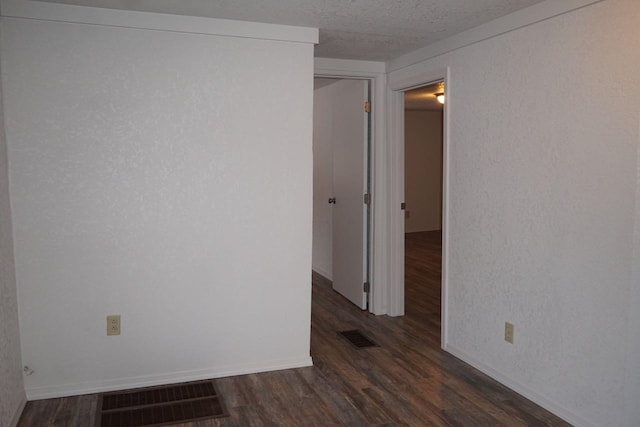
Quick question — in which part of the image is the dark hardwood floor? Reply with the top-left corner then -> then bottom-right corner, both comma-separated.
18,231 -> 570,426
404,230 -> 443,349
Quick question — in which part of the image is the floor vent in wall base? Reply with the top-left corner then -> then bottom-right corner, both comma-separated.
339,329 -> 378,348
96,379 -> 229,427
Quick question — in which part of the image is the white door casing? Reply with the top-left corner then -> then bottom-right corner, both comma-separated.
388,66 -> 450,348
315,58 -> 386,315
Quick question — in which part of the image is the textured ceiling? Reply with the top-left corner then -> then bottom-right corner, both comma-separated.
36,0 -> 547,61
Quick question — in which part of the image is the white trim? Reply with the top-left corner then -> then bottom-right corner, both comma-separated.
370,73 -> 388,316
385,87 -> 404,317
9,395 -> 27,427
0,0 -> 318,44
386,0 -> 602,72
25,356 -> 313,400
440,68 -> 451,349
444,344 -> 594,427
311,266 -> 332,281
314,59 -> 387,315
387,67 -> 450,340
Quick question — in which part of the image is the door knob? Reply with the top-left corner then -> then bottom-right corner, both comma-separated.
328,197 -> 336,204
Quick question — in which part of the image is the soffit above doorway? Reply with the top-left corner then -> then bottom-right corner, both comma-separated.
35,0 -> 547,61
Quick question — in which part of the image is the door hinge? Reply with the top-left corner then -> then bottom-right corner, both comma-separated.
364,282 -> 371,293
364,101 -> 371,113
401,202 -> 406,210
364,192 -> 371,205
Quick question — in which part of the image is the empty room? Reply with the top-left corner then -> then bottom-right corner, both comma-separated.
1,1 -> 639,426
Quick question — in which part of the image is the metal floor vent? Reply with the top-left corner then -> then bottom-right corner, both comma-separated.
339,329 -> 378,348
96,380 -> 229,427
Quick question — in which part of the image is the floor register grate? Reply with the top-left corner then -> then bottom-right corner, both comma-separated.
339,329 -> 378,348
96,379 -> 229,427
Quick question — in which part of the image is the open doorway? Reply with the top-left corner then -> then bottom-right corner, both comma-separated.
312,77 -> 372,311
403,82 -> 444,345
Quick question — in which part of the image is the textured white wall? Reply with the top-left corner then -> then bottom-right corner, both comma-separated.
404,110 -> 443,233
312,81 -> 335,279
390,0 -> 640,426
626,127 -> 640,426
0,36 -> 26,426
2,15 -> 314,398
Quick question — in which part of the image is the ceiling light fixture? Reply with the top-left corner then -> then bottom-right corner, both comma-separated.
435,92 -> 445,104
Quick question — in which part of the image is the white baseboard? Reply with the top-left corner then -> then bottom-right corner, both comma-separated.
312,266 -> 332,281
9,394 -> 27,427
25,356 -> 313,400
443,344 -> 593,427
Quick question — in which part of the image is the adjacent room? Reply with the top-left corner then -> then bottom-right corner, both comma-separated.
404,81 -> 445,346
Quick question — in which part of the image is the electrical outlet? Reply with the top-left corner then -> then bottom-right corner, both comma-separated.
504,322 -> 514,344
107,315 -> 121,336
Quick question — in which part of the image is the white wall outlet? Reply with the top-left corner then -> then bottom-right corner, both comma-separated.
505,322 -> 514,344
107,315 -> 121,336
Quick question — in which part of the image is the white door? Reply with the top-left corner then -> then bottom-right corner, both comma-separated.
330,79 -> 369,310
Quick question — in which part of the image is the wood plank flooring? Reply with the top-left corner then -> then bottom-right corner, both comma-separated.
18,231 -> 570,426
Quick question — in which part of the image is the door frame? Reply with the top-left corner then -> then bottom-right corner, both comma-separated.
387,66 -> 451,348
314,59 -> 387,315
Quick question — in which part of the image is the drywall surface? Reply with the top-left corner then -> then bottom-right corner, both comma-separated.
2,14 -> 314,398
0,33 -> 26,426
312,81 -> 335,279
390,0 -> 640,425
404,110 -> 443,232
626,127 -> 640,426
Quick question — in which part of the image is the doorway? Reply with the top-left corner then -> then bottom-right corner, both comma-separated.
312,77 -> 372,311
403,82 -> 444,344
386,66 -> 450,347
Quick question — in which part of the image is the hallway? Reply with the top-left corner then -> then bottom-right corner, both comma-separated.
18,240 -> 569,425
